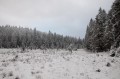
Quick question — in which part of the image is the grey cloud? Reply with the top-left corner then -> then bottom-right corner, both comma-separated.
0,0 -> 114,38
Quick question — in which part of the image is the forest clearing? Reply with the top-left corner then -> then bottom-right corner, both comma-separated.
0,0 -> 120,79
0,49 -> 120,79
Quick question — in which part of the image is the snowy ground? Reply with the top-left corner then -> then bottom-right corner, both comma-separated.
0,49 -> 120,79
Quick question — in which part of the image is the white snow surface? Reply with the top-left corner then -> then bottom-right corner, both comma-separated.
0,49 -> 120,79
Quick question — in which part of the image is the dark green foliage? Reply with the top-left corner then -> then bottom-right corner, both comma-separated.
0,25 -> 83,49
85,0 -> 120,52
111,0 -> 120,48
85,19 -> 96,51
85,9 -> 107,52
93,9 -> 107,52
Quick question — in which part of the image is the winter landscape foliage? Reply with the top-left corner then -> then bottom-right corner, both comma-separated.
0,0 -> 120,79
0,26 -> 82,50
85,0 -> 120,53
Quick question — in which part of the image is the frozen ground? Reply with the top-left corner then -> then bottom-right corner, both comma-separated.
0,49 -> 120,79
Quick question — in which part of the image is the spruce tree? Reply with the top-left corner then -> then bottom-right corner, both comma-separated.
111,0 -> 120,48
93,8 -> 107,52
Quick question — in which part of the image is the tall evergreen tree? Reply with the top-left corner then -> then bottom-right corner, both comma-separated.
85,19 -> 96,51
111,0 -> 120,48
93,8 -> 107,52
104,10 -> 114,50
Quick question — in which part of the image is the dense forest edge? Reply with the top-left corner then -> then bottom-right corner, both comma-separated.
0,0 -> 120,53
0,25 -> 83,50
84,0 -> 120,53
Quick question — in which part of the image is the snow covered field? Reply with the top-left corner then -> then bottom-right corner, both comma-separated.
0,49 -> 120,79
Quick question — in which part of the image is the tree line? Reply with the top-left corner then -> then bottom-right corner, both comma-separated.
0,25 -> 82,49
84,0 -> 120,52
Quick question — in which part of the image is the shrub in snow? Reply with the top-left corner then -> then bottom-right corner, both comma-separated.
11,55 -> 18,62
67,44 -> 74,53
21,47 -> 26,53
73,47 -> 78,51
110,47 -> 120,57
31,71 -> 35,75
2,62 -> 9,67
9,71 -> 13,76
36,75 -> 42,79
110,48 -> 116,57
111,59 -> 116,63
96,69 -> 101,72
22,45 -> 25,51
106,62 -> 111,67
2,73 -> 6,78
2,60 -> 5,62
110,51 -> 116,57
15,55 -> 18,59
15,76 -> 20,79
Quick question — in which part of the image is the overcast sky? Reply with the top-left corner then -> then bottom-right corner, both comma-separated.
0,0 -> 114,38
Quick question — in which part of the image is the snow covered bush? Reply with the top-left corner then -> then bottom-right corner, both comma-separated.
67,44 -> 74,53
110,47 -> 120,57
